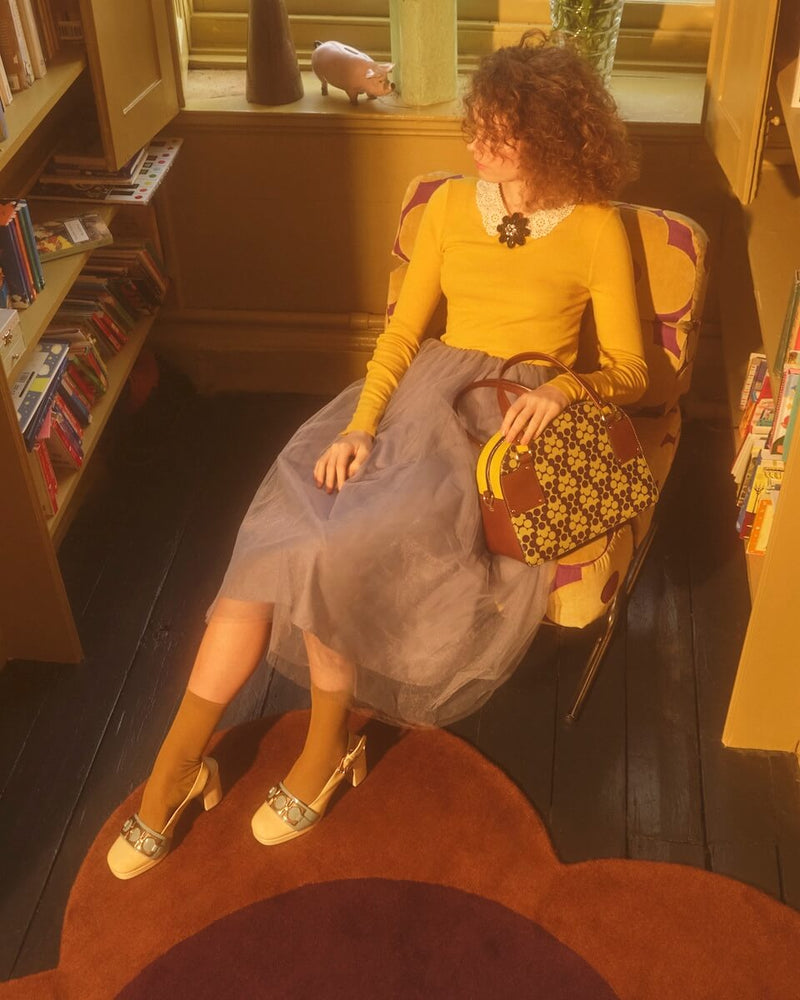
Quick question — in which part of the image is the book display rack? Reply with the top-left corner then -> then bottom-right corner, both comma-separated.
708,5 -> 800,754
0,0 -> 180,665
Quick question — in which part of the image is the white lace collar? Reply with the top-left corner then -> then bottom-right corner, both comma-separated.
475,180 -> 575,241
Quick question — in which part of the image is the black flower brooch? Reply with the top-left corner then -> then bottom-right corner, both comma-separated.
497,212 -> 531,249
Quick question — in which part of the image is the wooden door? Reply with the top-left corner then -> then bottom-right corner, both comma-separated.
704,0 -> 781,203
80,0 -> 180,170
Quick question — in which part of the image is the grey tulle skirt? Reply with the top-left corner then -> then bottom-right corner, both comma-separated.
209,339 -> 555,727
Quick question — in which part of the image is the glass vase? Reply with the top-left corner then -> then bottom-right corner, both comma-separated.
549,0 -> 625,87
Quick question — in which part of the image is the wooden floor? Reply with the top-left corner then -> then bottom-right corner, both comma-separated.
1,364 -> 799,984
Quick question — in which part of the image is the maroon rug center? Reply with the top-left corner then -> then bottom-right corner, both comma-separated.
117,878 -> 619,998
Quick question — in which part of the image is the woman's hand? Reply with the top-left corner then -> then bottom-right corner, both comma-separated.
500,383 -> 570,446
314,430 -> 374,493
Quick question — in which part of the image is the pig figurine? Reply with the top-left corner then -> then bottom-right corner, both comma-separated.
311,40 -> 395,105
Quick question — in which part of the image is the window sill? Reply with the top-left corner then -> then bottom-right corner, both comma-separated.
181,68 -> 705,133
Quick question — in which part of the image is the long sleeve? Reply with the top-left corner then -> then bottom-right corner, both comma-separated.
547,208 -> 649,407
344,184 -> 449,436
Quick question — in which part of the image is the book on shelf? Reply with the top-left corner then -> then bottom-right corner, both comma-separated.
739,352 -> 767,410
8,199 -> 44,292
15,0 -> 44,78
0,54 -> 13,105
767,363 -> 800,456
52,299 -> 127,358
27,138 -> 183,205
84,240 -> 168,312
48,416 -> 82,470
42,327 -> 109,391
0,201 -> 36,306
37,147 -> 148,187
10,339 -> 70,448
33,211 -> 113,261
57,370 -> 91,426
736,452 -> 784,542
739,369 -> 774,440
32,0 -> 58,61
745,489 -> 780,556
0,0 -> 34,91
29,437 -> 59,516
731,430 -> 767,491
774,270 -> 800,372
731,343 -> 800,554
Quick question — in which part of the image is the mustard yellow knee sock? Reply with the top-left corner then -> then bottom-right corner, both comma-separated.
283,685 -> 350,805
139,689 -> 227,831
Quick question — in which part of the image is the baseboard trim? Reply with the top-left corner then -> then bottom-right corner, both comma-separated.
151,309 -> 385,394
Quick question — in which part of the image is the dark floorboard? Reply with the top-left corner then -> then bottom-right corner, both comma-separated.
2,367 -> 800,983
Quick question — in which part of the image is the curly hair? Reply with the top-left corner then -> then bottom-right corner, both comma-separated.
462,30 -> 638,207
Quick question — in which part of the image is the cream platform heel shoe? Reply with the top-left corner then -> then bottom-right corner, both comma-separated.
107,756 -> 222,880
251,735 -> 367,846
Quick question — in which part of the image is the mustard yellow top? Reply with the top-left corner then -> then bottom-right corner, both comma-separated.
345,177 -> 648,437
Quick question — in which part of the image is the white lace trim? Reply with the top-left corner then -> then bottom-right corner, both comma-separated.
475,180 -> 574,240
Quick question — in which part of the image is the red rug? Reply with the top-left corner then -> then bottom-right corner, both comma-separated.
2,712 -> 799,999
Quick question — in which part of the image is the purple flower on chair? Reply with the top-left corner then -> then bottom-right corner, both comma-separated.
497,213 -> 530,249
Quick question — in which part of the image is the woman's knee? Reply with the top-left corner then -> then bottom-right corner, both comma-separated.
209,597 -> 274,626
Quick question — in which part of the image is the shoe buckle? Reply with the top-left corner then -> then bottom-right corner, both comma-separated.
120,814 -> 167,859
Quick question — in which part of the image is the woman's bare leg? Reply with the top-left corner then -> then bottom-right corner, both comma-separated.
281,631 -> 354,805
186,599 -> 273,704
137,598 -> 272,830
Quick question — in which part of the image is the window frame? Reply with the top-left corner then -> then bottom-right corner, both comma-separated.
183,0 -> 716,74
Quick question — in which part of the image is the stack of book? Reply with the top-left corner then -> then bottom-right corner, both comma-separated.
9,238 -> 167,517
29,137 -> 183,206
83,239 -> 167,314
732,269 -> 800,555
10,332 -> 108,515
0,199 -> 44,308
10,339 -> 70,515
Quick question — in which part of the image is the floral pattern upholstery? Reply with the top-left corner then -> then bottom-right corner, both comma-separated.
388,173 -> 709,629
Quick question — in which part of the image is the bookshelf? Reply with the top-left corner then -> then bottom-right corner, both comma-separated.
714,13 -> 800,754
7,204 -> 116,378
47,312 -> 155,543
0,1 -> 181,666
0,51 -> 86,170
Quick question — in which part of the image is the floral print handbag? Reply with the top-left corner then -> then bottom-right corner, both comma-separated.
455,352 -> 659,566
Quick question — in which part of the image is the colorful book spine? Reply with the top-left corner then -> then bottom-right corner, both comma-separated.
737,454 -> 784,542
768,367 -> 800,455
58,372 -> 92,426
773,271 -> 800,373
13,200 -> 45,291
739,353 -> 768,409
0,203 -> 33,305
29,440 -> 58,515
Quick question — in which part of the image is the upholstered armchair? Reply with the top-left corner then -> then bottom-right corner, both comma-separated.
388,173 -> 710,720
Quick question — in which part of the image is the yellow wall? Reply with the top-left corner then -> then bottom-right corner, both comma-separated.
152,111 -> 729,394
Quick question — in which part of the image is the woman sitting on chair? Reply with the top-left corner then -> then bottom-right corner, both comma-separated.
107,29 -> 648,879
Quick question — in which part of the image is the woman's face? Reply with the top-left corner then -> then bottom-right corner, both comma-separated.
465,118 -> 524,185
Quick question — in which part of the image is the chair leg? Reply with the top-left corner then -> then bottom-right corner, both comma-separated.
564,521 -> 659,724
565,594 -> 621,724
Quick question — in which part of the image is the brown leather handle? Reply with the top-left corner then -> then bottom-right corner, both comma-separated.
452,378 -> 531,445
499,351 -> 607,410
